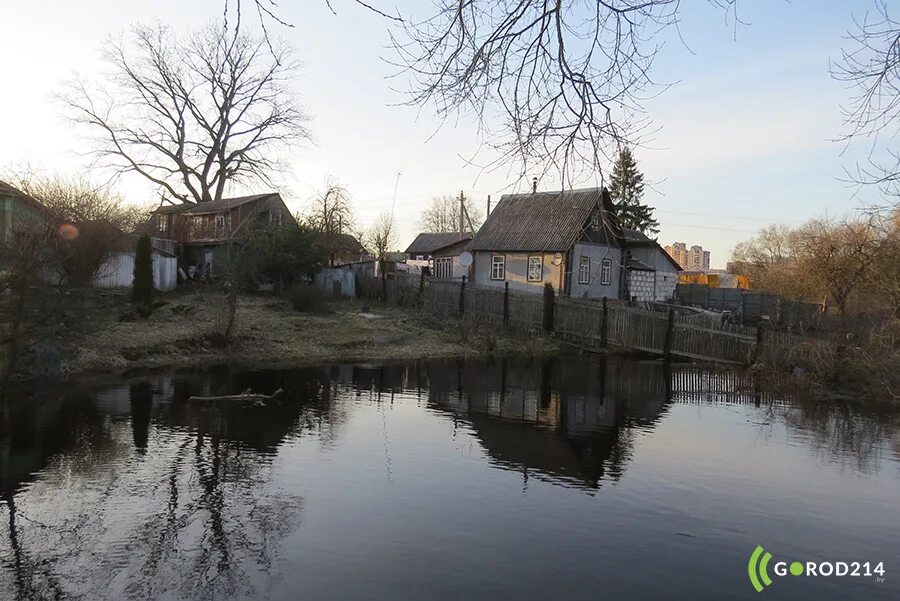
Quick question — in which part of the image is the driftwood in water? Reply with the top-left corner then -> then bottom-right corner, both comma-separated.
187,388 -> 283,404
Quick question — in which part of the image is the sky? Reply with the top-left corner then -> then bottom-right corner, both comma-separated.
0,0 -> 888,268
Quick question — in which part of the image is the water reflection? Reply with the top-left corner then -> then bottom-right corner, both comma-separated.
1,356 -> 898,600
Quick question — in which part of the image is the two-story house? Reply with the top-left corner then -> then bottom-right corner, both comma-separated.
151,192 -> 297,274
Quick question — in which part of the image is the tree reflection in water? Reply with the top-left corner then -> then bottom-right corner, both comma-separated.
1,357 -> 898,600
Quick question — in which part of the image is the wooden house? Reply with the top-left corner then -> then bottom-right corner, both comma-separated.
469,187 -> 680,301
151,192 -> 296,274
404,232 -> 473,278
0,180 -> 46,240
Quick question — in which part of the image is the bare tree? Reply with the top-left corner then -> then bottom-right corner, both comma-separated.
389,1 -> 739,182
302,177 -> 356,235
366,212 -> 397,260
58,20 -> 310,204
10,173 -> 150,286
832,1 -> 900,201
419,193 -> 483,233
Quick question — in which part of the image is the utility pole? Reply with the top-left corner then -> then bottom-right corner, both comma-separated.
486,194 -> 491,217
459,190 -> 465,240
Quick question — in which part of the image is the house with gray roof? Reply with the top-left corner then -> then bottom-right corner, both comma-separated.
150,192 -> 297,274
404,231 -> 473,279
469,187 -> 680,301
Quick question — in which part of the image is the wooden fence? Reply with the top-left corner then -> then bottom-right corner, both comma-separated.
355,273 -> 802,365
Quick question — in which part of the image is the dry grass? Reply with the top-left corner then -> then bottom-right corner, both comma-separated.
755,316 -> 900,404
65,290 -> 559,377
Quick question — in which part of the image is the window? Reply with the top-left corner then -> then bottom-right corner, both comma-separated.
578,256 -> 590,284
490,255 -> 505,280
435,257 -> 452,279
215,214 -> 226,236
527,255 -> 543,282
590,212 -> 600,230
600,258 -> 612,285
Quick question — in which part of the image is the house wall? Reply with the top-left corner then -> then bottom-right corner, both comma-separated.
627,245 -> 679,301
568,243 -> 622,300
472,251 -> 564,293
626,270 -> 656,302
1,195 -> 44,240
432,253 -> 469,279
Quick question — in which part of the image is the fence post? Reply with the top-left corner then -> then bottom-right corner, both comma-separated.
380,260 -> 387,301
543,283 -> 555,333
601,296 -> 609,348
663,308 -> 675,360
503,282 -> 510,327
459,275 -> 466,317
753,325 -> 765,363
418,269 -> 426,308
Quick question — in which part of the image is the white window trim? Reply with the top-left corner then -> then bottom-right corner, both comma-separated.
600,258 -> 612,285
435,257 -> 452,279
578,256 -> 590,285
490,255 -> 506,280
527,255 -> 543,282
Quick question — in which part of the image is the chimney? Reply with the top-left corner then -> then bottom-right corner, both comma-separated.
486,194 -> 491,216
532,177 -> 538,194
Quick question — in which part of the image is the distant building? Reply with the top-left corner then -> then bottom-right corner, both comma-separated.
665,242 -> 710,271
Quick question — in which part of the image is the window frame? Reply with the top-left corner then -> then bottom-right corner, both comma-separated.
214,214 -> 226,237
578,256 -> 590,285
435,257 -> 452,279
490,254 -> 506,281
600,258 -> 612,285
527,255 -> 543,282
590,212 -> 600,231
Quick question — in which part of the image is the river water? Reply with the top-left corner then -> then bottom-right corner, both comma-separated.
1,356 -> 898,600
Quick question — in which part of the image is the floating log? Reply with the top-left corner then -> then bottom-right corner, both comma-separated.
187,388 -> 283,404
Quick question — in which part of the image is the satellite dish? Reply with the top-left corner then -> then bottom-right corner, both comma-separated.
459,251 -> 473,267
552,253 -> 563,266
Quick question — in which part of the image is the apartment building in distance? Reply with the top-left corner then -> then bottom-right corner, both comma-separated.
664,242 -> 710,271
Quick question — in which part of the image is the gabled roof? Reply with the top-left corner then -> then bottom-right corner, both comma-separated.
470,188 -> 606,252
183,193 -> 279,215
432,238 -> 471,256
622,228 -> 683,271
405,232 -> 473,254
0,179 -> 47,215
317,231 -> 365,254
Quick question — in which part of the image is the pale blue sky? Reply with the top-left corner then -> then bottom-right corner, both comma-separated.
0,0 -> 885,267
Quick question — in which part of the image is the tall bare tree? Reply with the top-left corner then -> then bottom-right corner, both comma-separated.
302,178 -> 356,235
366,212 -> 397,260
59,20 -> 310,204
833,1 -> 900,201
419,193 -> 482,233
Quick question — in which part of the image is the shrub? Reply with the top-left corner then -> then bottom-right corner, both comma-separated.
284,284 -> 327,313
132,233 -> 154,310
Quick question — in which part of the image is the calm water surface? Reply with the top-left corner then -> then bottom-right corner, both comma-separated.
1,356 -> 898,600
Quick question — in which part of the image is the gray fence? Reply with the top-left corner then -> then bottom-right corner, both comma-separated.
675,283 -> 823,328
355,273 -> 791,365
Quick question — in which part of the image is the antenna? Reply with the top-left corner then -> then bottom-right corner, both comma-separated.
390,171 -> 402,220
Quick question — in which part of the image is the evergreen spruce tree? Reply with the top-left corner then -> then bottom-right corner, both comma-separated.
132,233 -> 154,309
608,147 -> 660,236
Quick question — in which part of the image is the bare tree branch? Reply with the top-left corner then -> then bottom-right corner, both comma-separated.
57,20 -> 310,204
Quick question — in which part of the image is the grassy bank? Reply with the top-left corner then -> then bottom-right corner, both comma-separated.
53,288 -> 559,379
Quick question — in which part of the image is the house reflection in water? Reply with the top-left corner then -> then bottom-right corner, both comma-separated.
419,357 -> 672,490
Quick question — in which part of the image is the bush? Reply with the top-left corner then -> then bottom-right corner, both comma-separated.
284,284 -> 327,313
132,233 -> 154,310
